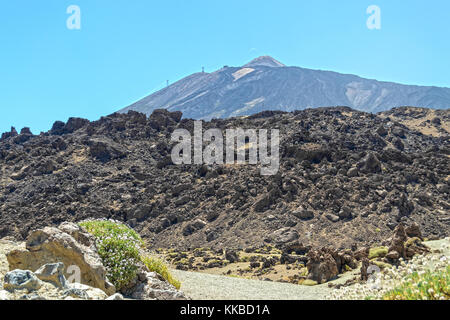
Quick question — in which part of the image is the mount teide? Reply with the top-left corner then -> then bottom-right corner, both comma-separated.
119,56 -> 450,119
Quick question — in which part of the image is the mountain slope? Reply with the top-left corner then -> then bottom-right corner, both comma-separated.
119,56 -> 450,119
0,107 -> 449,250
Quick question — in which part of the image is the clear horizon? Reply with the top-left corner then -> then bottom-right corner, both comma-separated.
1,0 -> 450,134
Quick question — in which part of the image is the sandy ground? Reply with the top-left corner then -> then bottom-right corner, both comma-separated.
172,267 -> 360,300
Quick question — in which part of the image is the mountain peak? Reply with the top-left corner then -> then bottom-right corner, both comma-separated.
243,56 -> 285,68
120,57 -> 450,119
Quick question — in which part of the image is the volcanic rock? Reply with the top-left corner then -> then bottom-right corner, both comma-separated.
88,138 -> 127,163
306,248 -> 339,283
3,270 -> 42,292
34,262 -> 67,289
0,107 -> 448,251
292,206 -> 314,220
121,269 -> 186,300
387,224 -> 408,259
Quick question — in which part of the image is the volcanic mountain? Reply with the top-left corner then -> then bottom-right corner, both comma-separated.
0,107 -> 449,250
119,56 -> 450,119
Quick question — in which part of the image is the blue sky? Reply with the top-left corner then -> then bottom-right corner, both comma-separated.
1,0 -> 449,133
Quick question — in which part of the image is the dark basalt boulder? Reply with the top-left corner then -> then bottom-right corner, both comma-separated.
88,138 -> 127,163
359,152 -> 382,173
148,109 -> 182,131
50,121 -> 66,135
1,127 -> 18,141
64,117 -> 90,134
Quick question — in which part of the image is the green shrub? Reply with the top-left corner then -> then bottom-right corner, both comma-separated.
79,220 -> 142,290
382,266 -> 450,300
80,219 -> 144,246
79,220 -> 180,291
405,237 -> 421,247
368,246 -> 388,259
141,255 -> 181,289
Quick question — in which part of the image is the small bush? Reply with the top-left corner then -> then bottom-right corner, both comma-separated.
79,220 -> 142,290
368,246 -> 388,259
79,220 -> 180,291
405,237 -> 422,247
382,266 -> 450,300
80,220 -> 143,246
141,255 -> 181,289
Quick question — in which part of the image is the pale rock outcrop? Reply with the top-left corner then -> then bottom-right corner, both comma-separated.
6,223 -> 115,295
121,269 -> 187,300
1,223 -> 188,300
2,265 -> 109,300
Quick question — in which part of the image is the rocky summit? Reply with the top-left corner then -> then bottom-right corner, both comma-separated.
119,56 -> 450,119
0,107 -> 449,253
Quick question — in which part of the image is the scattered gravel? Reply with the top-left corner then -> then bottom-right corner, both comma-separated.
171,269 -> 355,300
